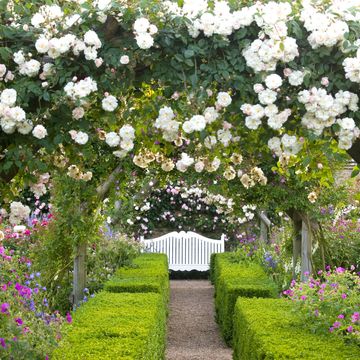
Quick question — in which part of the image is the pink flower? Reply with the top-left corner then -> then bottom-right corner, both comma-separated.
336,267 -> 345,274
66,312 -> 72,324
338,314 -> 345,319
300,295 -> 307,301
333,321 -> 341,329
347,326 -> 354,333
351,312 -> 359,323
341,293 -> 347,299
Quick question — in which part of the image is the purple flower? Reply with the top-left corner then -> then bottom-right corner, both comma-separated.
0,338 -> 5,348
333,321 -> 341,329
341,293 -> 347,299
338,314 -> 345,319
1,303 -> 10,314
66,312 -> 72,324
15,317 -> 23,326
336,267 -> 345,274
351,312 -> 359,323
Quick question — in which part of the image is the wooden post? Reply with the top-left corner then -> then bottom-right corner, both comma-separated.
301,219 -> 312,281
258,211 -> 271,244
73,242 -> 87,305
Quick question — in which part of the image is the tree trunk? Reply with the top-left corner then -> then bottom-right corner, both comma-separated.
301,219 -> 312,281
292,218 -> 302,279
347,138 -> 360,164
73,242 -> 87,305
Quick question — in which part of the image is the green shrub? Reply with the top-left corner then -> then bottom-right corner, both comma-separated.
52,292 -> 166,360
233,298 -> 360,359
213,253 -> 277,344
210,253 -> 217,284
104,253 -> 169,305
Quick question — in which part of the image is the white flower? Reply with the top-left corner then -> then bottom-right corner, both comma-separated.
84,30 -> 102,48
190,115 -> 206,131
265,74 -> 283,89
105,132 -> 120,147
0,89 -> 17,106
9,201 -> 30,225
337,117 -> 355,130
72,107 -> 85,119
134,18 -> 150,33
195,161 -> 205,173
35,37 -> 49,54
32,125 -> 48,139
8,107 -> 26,122
253,83 -> 264,93
120,139 -> 134,151
0,64 -> 6,78
13,51 -> 25,65
74,131 -> 89,145
113,150 -> 128,158
19,60 -> 41,77
17,120 -> 33,134
245,116 -> 262,130
95,58 -> 103,67
93,0 -> 112,11
216,92 -> 232,107
120,55 -> 130,64
203,107 -> 219,123
102,95 -> 118,112
258,89 -> 277,105
119,124 -> 135,140
288,70 -> 304,86
31,13 -> 45,28
13,225 -> 26,233
136,33 -> 154,49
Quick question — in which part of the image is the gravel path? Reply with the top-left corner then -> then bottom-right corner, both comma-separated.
166,280 -> 233,360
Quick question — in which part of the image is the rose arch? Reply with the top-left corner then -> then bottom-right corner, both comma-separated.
0,0 -> 359,303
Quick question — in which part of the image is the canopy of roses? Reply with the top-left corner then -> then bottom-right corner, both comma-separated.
111,181 -> 258,238
0,0 -> 359,214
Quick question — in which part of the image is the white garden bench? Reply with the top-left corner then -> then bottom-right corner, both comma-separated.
140,231 -> 225,271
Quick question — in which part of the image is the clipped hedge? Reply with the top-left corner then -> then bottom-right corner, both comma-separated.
53,292 -> 166,360
213,253 -> 277,344
233,298 -> 360,359
104,253 -> 169,305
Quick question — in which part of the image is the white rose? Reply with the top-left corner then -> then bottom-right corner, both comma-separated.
35,37 -> 49,54
195,161 -> 205,173
0,64 -> 6,78
32,125 -> 48,139
84,30 -> 102,48
1,89 -> 17,106
134,18 -> 150,33
265,74 -> 283,89
72,107 -> 85,119
119,124 -> 135,140
120,55 -> 130,64
216,92 -> 232,107
74,131 -> 89,145
105,132 -> 120,147
136,33 -> 154,49
102,95 -> 118,112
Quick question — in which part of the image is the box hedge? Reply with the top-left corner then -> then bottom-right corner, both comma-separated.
53,292 -> 166,360
213,253 -> 278,344
104,253 -> 169,305
233,298 -> 360,359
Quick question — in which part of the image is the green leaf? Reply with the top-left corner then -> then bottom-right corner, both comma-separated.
184,49 -> 194,58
